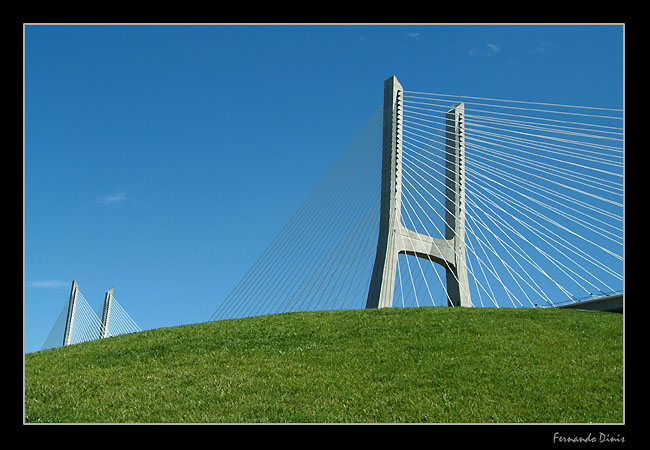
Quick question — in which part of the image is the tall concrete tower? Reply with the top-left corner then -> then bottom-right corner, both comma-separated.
100,288 -> 114,339
62,280 -> 80,346
366,76 -> 472,309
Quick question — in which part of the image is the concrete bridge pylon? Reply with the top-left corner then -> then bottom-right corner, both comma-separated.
366,76 -> 472,309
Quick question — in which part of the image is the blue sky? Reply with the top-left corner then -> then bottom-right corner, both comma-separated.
24,24 -> 624,353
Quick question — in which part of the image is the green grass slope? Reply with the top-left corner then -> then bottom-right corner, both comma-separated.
25,307 -> 623,423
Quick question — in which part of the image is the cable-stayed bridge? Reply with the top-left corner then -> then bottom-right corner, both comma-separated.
42,281 -> 141,350
38,76 -> 622,351
210,76 -> 623,321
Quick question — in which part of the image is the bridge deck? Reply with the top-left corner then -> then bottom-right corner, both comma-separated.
554,294 -> 623,313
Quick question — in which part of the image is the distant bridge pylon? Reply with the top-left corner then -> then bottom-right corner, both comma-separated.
42,280 -> 141,350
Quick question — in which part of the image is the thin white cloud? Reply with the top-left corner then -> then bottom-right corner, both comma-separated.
96,192 -> 127,205
405,32 -> 420,38
28,280 -> 70,289
535,41 -> 553,54
469,43 -> 501,57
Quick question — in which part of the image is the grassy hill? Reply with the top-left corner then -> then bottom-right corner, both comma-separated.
24,307 -> 623,423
